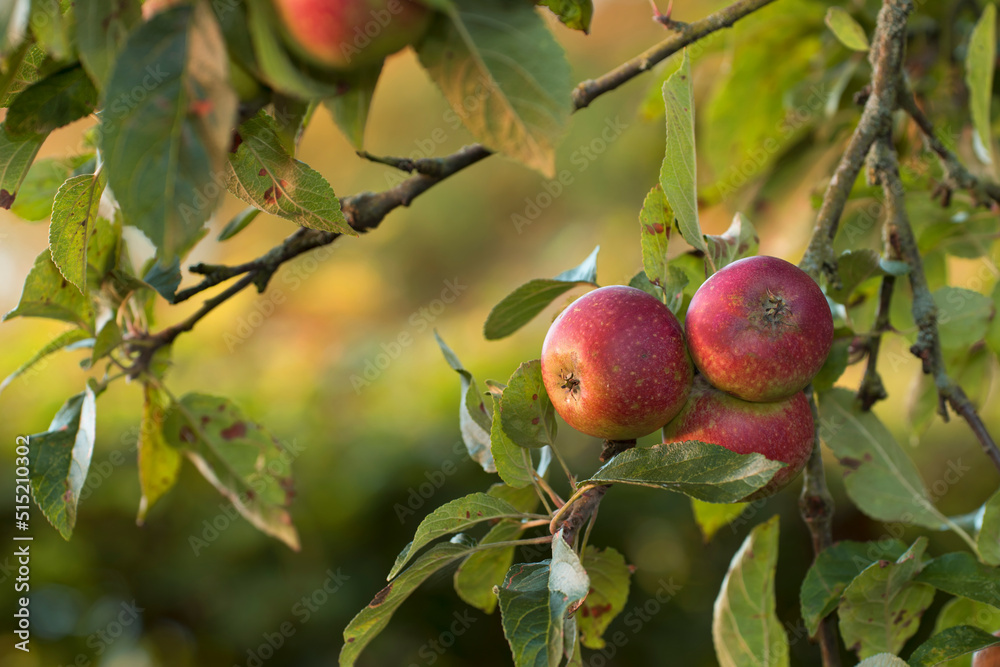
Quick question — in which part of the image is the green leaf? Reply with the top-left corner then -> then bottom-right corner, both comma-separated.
690,498 -> 748,542
217,206 -> 260,241
818,388 -> 947,530
434,331 -> 496,472
101,3 -> 238,259
0,123 -> 47,210
30,0 -> 72,61
704,212 -> 759,271
659,50 -> 705,256
226,111 -> 351,234
909,625 -> 1000,667
48,170 -> 108,293
583,441 -> 783,504
539,0 -> 593,32
578,546 -> 630,649
839,538 -> 935,660
89,319 -> 121,366
322,63 -> 382,149
498,536 -> 590,667
28,387 -> 97,540
162,393 -> 300,550
454,520 -> 524,613
499,360 -> 557,450
933,595 -> 1000,667
341,541 -> 474,667
484,245 -> 599,340
827,249 -> 908,304
980,489 -> 1000,566
388,492 -> 522,580
987,283 -> 1000,357
417,0 -> 572,177
966,3 -> 996,165
908,345 -> 993,438
137,383 -> 182,523
0,44 -> 46,108
76,0 -> 143,89
916,552 -> 1000,609
0,328 -> 91,396
490,395 -> 534,489
934,287 -> 994,351
4,249 -> 94,327
628,270 -> 663,302
856,655 -> 909,667
800,539 -> 909,636
5,66 -> 98,137
143,256 -> 182,302
11,157 -> 75,221
812,331 -> 851,392
639,185 -> 672,289
825,7 -> 869,51
712,515 -> 789,667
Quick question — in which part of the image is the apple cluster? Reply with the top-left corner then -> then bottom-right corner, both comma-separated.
540,255 -> 834,501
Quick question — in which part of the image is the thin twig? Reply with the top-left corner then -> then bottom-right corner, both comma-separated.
898,86 -> 1000,206
800,0 -> 912,283
799,386 -> 840,667
857,274 -> 894,410
870,137 -> 1000,474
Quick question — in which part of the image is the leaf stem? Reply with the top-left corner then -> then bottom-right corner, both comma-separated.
525,449 -> 554,515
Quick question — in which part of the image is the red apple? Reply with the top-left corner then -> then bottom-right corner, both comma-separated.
685,255 -> 833,403
973,632 -> 1000,667
273,0 -> 431,70
662,375 -> 813,500
540,286 -> 693,441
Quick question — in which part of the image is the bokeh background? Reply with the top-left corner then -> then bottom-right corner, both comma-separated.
1,0 -> 999,665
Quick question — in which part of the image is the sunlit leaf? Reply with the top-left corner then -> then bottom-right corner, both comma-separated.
659,50 -> 705,255
713,515 -> 789,667
137,383 -> 182,523
578,546 -> 630,649
454,519 -> 524,613
4,249 -> 95,327
48,170 -> 108,293
484,246 -> 599,340
825,7 -> 869,51
690,498 -> 748,542
539,0 -> 593,32
28,387 -> 97,540
0,122 -> 47,210
499,360 -> 557,450
818,389 -> 947,530
966,3 -> 996,165
0,328 -> 91,396
417,0 -> 573,176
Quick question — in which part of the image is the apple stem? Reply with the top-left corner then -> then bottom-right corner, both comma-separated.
599,438 -> 636,462
556,485 -> 609,547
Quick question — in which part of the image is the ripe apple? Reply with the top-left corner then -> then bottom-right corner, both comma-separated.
685,255 -> 833,403
661,375 -> 813,500
540,285 -> 693,441
973,632 -> 1000,667
272,0 -> 432,70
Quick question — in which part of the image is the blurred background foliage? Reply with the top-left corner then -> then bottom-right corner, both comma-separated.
1,0 -> 999,665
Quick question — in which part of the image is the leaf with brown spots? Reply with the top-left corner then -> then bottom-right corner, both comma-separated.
226,111 -> 351,234
162,393 -> 299,550
578,546 -> 630,649
839,538 -> 935,660
341,542 -> 474,667
4,250 -> 95,327
639,184 -> 672,289
0,123 -> 46,212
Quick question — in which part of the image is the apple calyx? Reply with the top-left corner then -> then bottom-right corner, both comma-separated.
761,290 -> 793,329
560,371 -> 581,395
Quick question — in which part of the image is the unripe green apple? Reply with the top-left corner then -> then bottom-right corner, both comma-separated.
685,255 -> 833,403
272,0 -> 431,70
540,285 -> 693,441
662,375 -> 813,500
973,632 -> 1000,667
